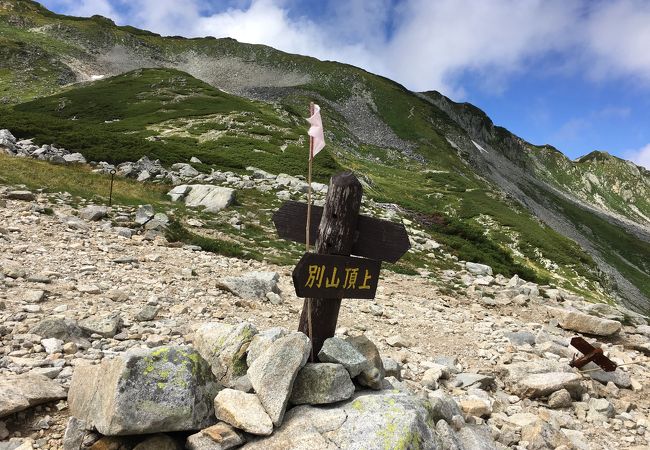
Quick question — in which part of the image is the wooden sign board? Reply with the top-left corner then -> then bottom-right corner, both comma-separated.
273,201 -> 410,263
292,253 -> 381,299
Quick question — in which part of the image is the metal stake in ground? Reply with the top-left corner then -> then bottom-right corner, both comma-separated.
108,169 -> 116,207
297,172 -> 363,359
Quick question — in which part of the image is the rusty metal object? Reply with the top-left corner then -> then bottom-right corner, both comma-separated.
570,336 -> 617,372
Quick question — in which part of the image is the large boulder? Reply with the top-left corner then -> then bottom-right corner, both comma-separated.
171,185 -> 235,213
0,374 -> 67,418
68,346 -> 219,435
217,272 -> 281,302
79,205 -> 109,221
248,332 -> 311,426
466,262 -> 493,276
242,391 -> 441,449
193,322 -> 257,387
547,307 -> 621,336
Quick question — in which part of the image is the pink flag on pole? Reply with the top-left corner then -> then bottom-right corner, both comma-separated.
307,104 -> 325,159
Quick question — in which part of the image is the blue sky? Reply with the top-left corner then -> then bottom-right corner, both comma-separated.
40,0 -> 650,168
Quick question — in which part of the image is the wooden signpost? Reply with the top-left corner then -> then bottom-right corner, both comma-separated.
273,171 -> 410,359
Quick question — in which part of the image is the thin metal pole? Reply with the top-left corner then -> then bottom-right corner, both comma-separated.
109,169 -> 116,206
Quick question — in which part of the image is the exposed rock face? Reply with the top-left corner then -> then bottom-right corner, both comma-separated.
290,363 -> 355,405
68,346 -> 219,435
0,374 -> 67,418
242,391 -> 441,449
548,307 -> 622,336
193,322 -> 257,387
247,332 -> 311,426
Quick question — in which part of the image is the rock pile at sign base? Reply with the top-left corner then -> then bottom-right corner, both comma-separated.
59,324 -> 503,449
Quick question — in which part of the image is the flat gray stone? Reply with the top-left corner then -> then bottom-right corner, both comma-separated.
68,346 -> 219,435
0,374 -> 67,418
181,185 -> 235,213
135,205 -> 155,225
318,337 -> 370,377
79,206 -> 108,221
548,306 -> 621,336
6,191 -> 35,201
246,327 -> 287,366
248,332 -> 310,426
78,314 -> 122,338
217,272 -> 280,302
516,372 -> 583,398
186,422 -> 245,450
290,363 -> 355,405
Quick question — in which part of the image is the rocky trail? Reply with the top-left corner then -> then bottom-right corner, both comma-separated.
1,186 -> 650,450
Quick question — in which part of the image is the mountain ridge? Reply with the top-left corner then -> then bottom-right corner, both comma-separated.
1,0 -> 649,313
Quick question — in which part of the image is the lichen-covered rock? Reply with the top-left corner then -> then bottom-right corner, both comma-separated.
290,363 -> 355,405
317,337 -> 370,377
214,389 -> 273,436
193,322 -> 257,387
345,335 -> 384,390
243,391 -> 441,450
248,332 -> 310,426
68,346 -> 219,435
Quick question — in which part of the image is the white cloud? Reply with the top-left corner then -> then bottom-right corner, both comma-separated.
38,0 -> 650,97
626,144 -> 650,170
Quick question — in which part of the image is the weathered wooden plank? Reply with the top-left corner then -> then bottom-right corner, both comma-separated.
272,201 -> 410,263
298,172 -> 363,359
293,253 -> 381,299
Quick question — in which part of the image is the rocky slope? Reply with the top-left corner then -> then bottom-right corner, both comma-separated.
1,1 -> 648,313
1,185 -> 650,449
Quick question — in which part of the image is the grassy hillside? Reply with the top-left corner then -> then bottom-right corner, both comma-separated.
1,0 -> 647,311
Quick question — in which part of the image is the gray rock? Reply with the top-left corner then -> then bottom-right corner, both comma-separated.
0,374 -> 67,418
382,357 -> 402,380
114,227 -> 133,238
214,389 -> 273,435
548,388 -> 573,408
345,335 -> 385,390
186,422 -> 245,450
588,397 -> 615,418
248,332 -> 311,426
29,318 -> 85,343
243,391 -> 441,450
436,420 -> 464,450
504,331 -> 536,346
246,327 -> 287,366
458,424 -> 499,450
465,262 -> 493,276
63,153 -> 86,164
317,337 -> 370,378
193,322 -> 257,387
41,338 -> 63,355
78,314 -> 122,338
516,372 -> 583,398
62,417 -> 90,450
583,361 -> 631,388
455,372 -> 495,389
79,206 -> 109,221
136,305 -> 160,322
521,420 -> 571,449
144,213 -> 169,231
548,306 -> 622,336
167,185 -> 192,202
428,390 -> 463,423
180,185 -> 236,213
290,363 -> 355,405
6,191 -> 35,201
23,289 -> 46,303
217,272 -> 280,301
135,205 -> 155,225
68,346 -> 219,435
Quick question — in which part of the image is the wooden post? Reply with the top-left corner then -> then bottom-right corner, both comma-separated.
298,172 -> 363,359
